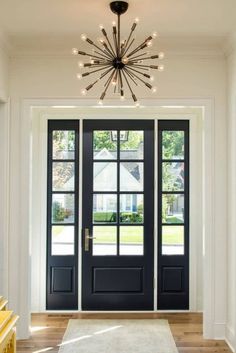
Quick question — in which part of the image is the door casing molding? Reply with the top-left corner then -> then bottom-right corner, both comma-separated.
17,98 -> 213,339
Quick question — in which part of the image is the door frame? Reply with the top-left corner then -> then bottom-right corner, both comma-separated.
18,98 -> 214,339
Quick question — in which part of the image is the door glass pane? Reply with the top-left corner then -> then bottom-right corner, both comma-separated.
93,194 -> 117,223
93,226 -> 117,255
51,225 -> 74,255
120,194 -> 143,223
53,130 -> 75,160
53,162 -> 75,191
52,194 -> 74,223
162,131 -> 184,160
119,226 -> 144,255
120,131 -> 144,159
120,162 -> 143,191
162,225 -> 184,255
93,162 -> 117,191
162,194 -> 184,224
93,131 -> 117,160
162,162 -> 184,191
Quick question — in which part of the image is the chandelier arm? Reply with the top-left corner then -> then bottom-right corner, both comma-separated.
122,38 -> 135,57
103,37 -> 116,57
125,67 -> 152,89
126,36 -> 152,58
123,68 -> 138,86
129,56 -> 156,63
118,70 -> 125,98
121,70 -> 135,98
130,64 -> 157,69
103,69 -> 116,87
113,69 -> 118,85
118,14 -> 121,56
103,70 -> 116,96
129,55 -> 158,63
85,79 -> 99,91
127,65 -> 151,78
101,44 -> 115,59
78,51 -> 111,62
127,44 -> 147,58
89,42 -> 114,59
121,21 -> 137,56
87,63 -> 112,68
118,70 -> 123,89
93,50 -> 112,61
82,65 -> 111,77
99,70 -> 114,101
100,28 -> 116,57
127,64 -> 150,71
113,32 -> 119,56
128,52 -> 149,60
100,66 -> 114,79
118,70 -> 124,94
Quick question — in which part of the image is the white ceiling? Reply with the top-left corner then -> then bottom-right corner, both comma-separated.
0,0 -> 236,52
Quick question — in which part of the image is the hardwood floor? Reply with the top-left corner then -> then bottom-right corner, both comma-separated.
17,313 -> 232,353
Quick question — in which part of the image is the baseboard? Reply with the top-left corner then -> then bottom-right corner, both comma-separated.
226,325 -> 235,352
214,322 -> 226,339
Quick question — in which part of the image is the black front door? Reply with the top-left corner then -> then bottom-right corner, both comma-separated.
82,120 -> 154,310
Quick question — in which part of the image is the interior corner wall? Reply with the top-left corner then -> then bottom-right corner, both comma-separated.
226,45 -> 236,352
0,41 -> 9,298
0,44 -> 9,102
8,52 -> 227,339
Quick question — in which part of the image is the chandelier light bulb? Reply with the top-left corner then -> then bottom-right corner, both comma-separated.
98,100 -> 103,105
150,76 -> 155,81
120,95 -> 125,101
72,48 -> 78,55
76,73 -> 82,80
81,88 -> 87,96
152,31 -> 158,38
158,64 -> 165,72
78,62 -> 84,68
81,33 -> 87,41
147,41 -> 153,47
112,79 -> 117,86
135,17 -> 140,23
112,20 -> 116,26
158,52 -> 165,59
99,24 -> 104,29
122,57 -> 129,64
135,101 -> 140,107
152,86 -> 157,93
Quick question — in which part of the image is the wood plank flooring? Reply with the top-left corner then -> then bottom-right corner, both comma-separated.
17,313 -> 232,353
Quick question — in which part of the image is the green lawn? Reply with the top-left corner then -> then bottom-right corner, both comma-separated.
52,225 -> 184,246
93,225 -> 184,245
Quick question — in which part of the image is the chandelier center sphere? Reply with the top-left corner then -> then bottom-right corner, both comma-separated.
113,57 -> 125,69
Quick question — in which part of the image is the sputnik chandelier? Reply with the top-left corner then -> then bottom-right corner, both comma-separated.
72,0 -> 165,105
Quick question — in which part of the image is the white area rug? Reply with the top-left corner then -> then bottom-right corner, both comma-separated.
58,319 -> 178,353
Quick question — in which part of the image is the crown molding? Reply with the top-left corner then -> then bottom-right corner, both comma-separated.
223,33 -> 236,57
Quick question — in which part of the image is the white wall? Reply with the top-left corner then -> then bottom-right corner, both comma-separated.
0,35 -> 9,299
226,37 -> 236,352
8,48 -> 227,338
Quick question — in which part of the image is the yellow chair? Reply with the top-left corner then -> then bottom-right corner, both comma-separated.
0,297 -> 8,311
0,311 -> 19,353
